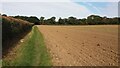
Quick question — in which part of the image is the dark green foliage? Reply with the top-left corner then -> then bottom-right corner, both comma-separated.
2,14 -> 7,17
2,16 -> 34,56
12,14 -> 120,25
87,15 -> 119,25
39,15 -> 119,25
40,16 -> 45,25
14,16 -> 40,25
27,16 -> 40,25
87,15 -> 103,25
50,17 -> 56,24
42,17 -> 56,25
59,18 -> 68,25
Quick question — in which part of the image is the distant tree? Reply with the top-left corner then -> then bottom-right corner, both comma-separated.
102,16 -> 107,24
58,17 -> 63,25
44,19 -> 52,25
63,18 -> 68,25
2,14 -> 7,16
50,17 -> 56,24
14,16 -> 28,20
27,16 -> 40,25
87,15 -> 103,25
40,16 -> 45,25
80,18 -> 87,25
111,17 -> 119,24
68,17 -> 77,25
14,16 -> 40,25
11,14 -> 120,25
44,17 -> 56,25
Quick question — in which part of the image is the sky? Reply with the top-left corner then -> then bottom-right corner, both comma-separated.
0,0 -> 119,20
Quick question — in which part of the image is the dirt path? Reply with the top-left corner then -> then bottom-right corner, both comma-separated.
37,25 -> 118,66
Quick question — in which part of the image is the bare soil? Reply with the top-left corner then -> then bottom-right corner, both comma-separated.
37,25 -> 118,66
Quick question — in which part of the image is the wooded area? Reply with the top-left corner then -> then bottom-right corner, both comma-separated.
8,14 -> 119,25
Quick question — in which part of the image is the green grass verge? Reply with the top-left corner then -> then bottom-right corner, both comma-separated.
3,26 -> 52,66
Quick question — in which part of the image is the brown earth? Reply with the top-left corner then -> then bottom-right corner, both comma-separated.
37,25 -> 118,66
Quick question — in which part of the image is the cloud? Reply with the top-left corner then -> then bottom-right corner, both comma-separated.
2,2 -> 93,19
0,4 -> 2,13
1,0 -> 119,2
1,0 -> 71,2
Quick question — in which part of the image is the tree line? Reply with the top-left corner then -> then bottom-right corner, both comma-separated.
2,14 -> 120,25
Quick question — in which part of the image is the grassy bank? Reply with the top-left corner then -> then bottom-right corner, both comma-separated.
3,26 -> 52,66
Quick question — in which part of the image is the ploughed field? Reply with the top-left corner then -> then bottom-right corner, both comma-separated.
37,25 -> 118,66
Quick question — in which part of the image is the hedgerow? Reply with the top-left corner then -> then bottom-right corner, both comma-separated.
2,16 -> 34,56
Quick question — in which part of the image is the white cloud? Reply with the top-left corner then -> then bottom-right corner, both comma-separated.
2,2 -> 93,20
1,0 -> 71,2
0,4 -> 2,13
1,0 -> 119,2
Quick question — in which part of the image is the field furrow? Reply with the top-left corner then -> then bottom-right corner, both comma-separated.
37,25 -> 118,66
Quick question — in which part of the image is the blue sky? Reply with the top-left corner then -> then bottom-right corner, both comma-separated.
76,2 -> 118,17
77,2 -> 109,13
1,0 -> 118,20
